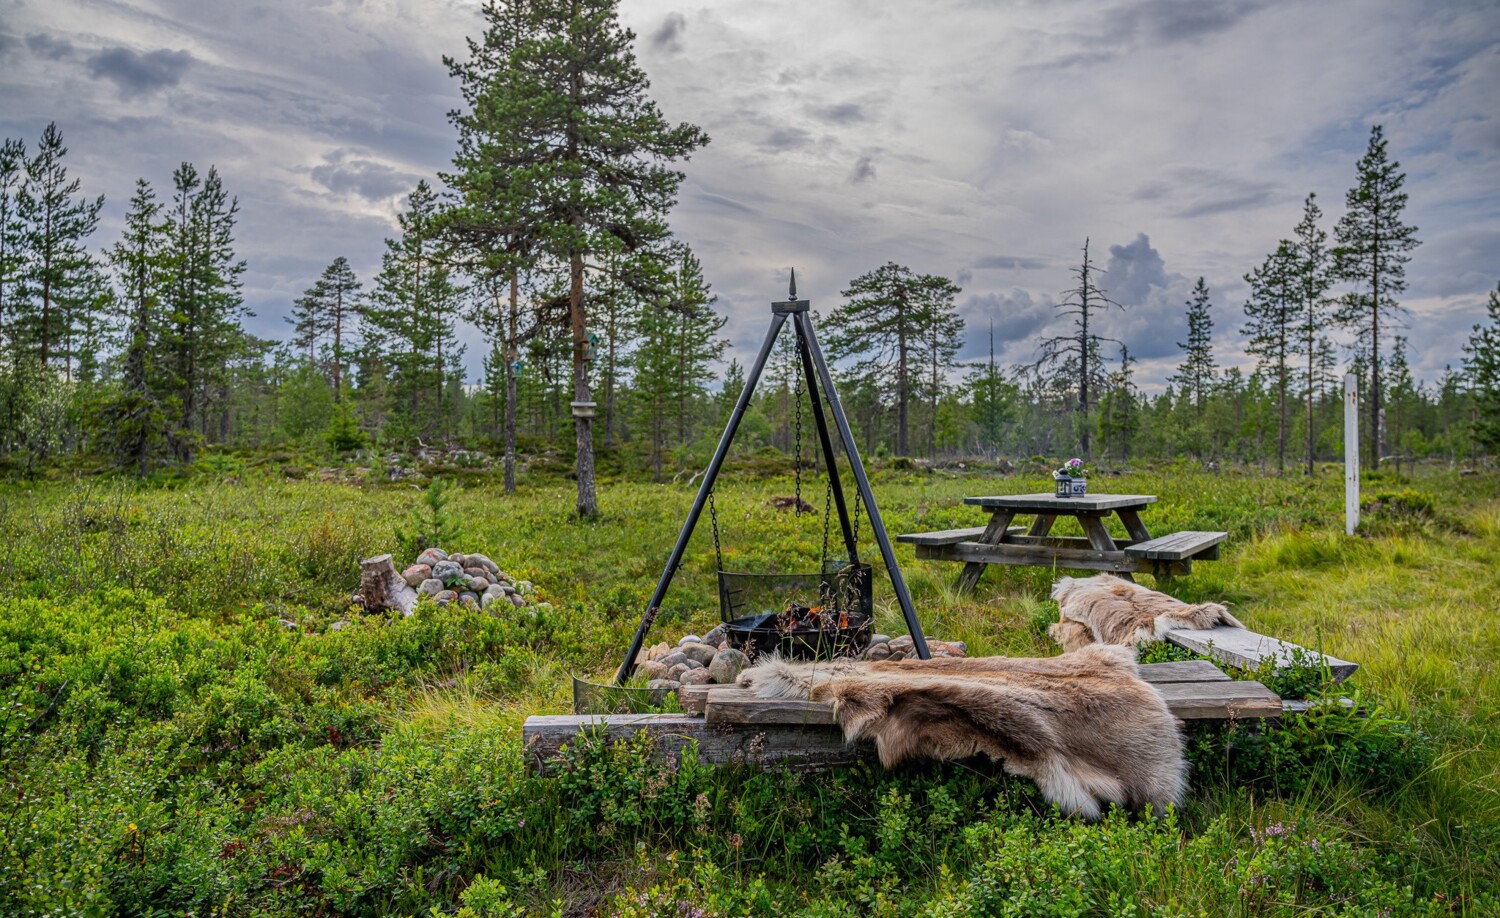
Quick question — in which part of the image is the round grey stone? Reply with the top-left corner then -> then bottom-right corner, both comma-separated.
703,624 -> 727,647
679,642 -> 717,667
509,594 -> 526,607
659,651 -> 688,669
402,564 -> 432,587
707,648 -> 748,684
646,678 -> 673,691
666,662 -> 688,681
870,634 -> 892,646
680,668 -> 713,686
683,659 -> 704,670
448,553 -> 467,566
467,576 -> 490,592
415,548 -> 447,567
638,660 -> 668,680
419,578 -> 444,596
432,560 -> 465,584
678,634 -> 702,647
434,590 -> 458,605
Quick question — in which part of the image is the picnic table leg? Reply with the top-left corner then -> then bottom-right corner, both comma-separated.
955,510 -> 1015,594
1027,514 -> 1056,537
1079,514 -> 1134,582
1117,508 -> 1152,543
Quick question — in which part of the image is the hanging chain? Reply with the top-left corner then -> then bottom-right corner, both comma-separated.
821,476 -> 834,562
852,484 -> 864,544
792,373 -> 804,513
708,489 -> 724,572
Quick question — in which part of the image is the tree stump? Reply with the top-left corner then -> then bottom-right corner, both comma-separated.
359,554 -> 417,615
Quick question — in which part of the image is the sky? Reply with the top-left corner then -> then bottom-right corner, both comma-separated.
2,0 -> 1498,392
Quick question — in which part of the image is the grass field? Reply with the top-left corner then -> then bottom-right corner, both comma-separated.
1,460 -> 1496,915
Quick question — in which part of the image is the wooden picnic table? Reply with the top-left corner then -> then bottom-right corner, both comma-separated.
897,492 -> 1226,592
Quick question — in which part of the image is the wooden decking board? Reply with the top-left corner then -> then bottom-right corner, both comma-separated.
896,525 -> 1023,546
1123,530 -> 1227,561
1151,680 -> 1283,720
1165,625 -> 1358,682
522,713 -> 871,774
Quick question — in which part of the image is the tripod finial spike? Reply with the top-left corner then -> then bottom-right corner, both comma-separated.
789,268 -> 797,300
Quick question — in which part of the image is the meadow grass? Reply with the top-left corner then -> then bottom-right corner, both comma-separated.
0,461 -> 1496,914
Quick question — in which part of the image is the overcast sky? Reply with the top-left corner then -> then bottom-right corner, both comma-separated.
2,0 -> 1497,391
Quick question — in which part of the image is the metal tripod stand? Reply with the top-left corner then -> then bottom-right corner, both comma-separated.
616,273 -> 931,683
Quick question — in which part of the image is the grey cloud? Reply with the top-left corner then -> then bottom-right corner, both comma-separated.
813,103 -> 867,125
86,46 -> 193,97
962,288 -> 1057,354
976,254 -> 1047,270
651,12 -> 686,53
849,155 -> 876,184
1102,0 -> 1274,45
26,33 -> 73,60
1104,234 -> 1169,306
760,127 -> 811,151
693,191 -> 759,216
310,153 -> 417,202
0,33 -> 18,56
1173,189 -> 1275,219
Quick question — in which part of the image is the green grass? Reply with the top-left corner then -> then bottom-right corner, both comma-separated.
0,463 -> 1496,914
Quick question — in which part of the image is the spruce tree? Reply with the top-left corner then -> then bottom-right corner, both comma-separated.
826,262 -> 962,457
164,163 -> 247,460
967,322 -> 1016,457
290,257 -> 363,397
1098,345 -> 1140,463
1243,247 -> 1297,472
1035,239 -> 1121,457
1172,277 -> 1218,413
0,138 -> 26,351
1334,125 -> 1421,468
666,246 -> 725,447
105,179 -> 172,473
366,181 -> 464,440
17,123 -> 103,372
443,0 -> 708,516
1464,282 -> 1500,454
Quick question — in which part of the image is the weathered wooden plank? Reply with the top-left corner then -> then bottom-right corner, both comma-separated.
1138,660 -> 1233,683
1165,626 -> 1358,682
1153,680 -> 1283,720
956,510 -> 1017,593
706,690 -> 837,725
897,525 -> 1023,546
1124,531 -> 1227,561
917,540 -> 1191,576
521,713 -> 872,774
1004,534 -> 1140,551
964,493 -> 1158,512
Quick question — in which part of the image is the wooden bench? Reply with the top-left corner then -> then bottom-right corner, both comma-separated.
1165,625 -> 1358,682
523,660 -> 1285,774
897,525 -> 1024,547
1123,530 -> 1227,562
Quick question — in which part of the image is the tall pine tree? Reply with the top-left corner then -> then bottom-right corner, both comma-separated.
1334,125 -> 1420,468
1464,282 -> 1500,454
443,0 -> 708,516
1290,193 -> 1333,474
1243,247 -> 1296,472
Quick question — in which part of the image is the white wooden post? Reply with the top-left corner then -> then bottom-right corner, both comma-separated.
1344,373 -> 1359,536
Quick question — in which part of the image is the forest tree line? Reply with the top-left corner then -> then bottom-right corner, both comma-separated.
1,2 -> 1498,491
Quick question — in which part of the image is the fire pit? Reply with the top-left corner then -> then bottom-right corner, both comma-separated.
718,560 -> 873,660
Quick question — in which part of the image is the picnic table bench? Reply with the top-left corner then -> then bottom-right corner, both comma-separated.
897,493 -> 1226,592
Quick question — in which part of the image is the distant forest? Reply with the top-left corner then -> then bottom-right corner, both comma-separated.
2,6 -> 1498,493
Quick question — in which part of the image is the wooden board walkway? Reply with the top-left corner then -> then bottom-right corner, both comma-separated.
1165,625 -> 1358,682
523,660 -> 1285,774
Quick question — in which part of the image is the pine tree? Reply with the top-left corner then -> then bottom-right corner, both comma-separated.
826,262 -> 962,457
1464,282 -> 1500,454
1098,345 -> 1140,463
443,0 -> 708,516
17,123 -> 104,373
1172,277 -> 1218,414
1334,124 -> 1421,468
1243,247 -> 1297,472
1290,193 -> 1334,474
666,246 -> 725,447
1035,239 -> 1122,457
289,257 -> 363,397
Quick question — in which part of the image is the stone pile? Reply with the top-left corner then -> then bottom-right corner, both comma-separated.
635,627 -> 968,691
400,548 -> 548,612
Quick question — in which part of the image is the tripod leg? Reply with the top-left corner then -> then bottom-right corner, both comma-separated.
793,317 -> 857,561
615,312 -> 790,684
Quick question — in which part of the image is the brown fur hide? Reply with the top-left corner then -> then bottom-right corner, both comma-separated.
738,645 -> 1186,819
1048,574 -> 1243,652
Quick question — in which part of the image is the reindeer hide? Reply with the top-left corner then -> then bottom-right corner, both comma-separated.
1048,574 -> 1243,652
739,645 -> 1186,818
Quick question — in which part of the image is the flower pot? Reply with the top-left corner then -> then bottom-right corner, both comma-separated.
1070,478 -> 1088,497
1054,476 -> 1072,498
